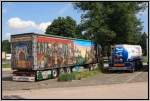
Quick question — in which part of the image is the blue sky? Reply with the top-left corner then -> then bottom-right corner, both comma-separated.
2,2 -> 148,41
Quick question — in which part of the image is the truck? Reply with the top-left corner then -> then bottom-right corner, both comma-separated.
11,33 -> 102,81
106,44 -> 143,72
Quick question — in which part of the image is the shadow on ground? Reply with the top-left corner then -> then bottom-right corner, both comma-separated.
102,64 -> 148,74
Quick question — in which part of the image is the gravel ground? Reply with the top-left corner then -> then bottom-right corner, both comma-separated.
2,65 -> 148,91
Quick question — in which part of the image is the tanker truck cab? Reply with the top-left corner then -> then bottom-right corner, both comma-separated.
108,44 -> 143,72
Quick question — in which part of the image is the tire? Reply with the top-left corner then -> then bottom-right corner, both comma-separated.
129,68 -> 135,73
101,68 -> 109,73
66,67 -> 71,74
89,65 -> 94,71
137,61 -> 143,70
59,68 -> 65,75
139,61 -> 143,68
130,62 -> 135,73
52,69 -> 58,78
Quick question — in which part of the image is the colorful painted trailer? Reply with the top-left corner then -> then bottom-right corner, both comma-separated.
11,33 -> 101,81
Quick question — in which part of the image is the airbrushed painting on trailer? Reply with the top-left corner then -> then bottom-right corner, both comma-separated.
35,36 -> 96,70
11,35 -> 33,70
36,36 -> 74,69
73,40 -> 96,65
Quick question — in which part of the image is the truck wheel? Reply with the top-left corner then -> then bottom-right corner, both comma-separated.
52,69 -> 58,78
136,61 -> 143,70
102,68 -> 109,73
129,62 -> 135,73
66,67 -> 71,74
59,68 -> 65,75
130,68 -> 135,73
89,65 -> 94,71
139,61 -> 143,68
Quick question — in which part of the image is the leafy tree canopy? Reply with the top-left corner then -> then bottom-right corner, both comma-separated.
2,40 -> 11,53
74,2 -> 147,56
45,16 -> 82,38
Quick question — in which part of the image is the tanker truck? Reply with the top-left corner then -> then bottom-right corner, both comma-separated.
11,33 -> 102,81
106,44 -> 143,72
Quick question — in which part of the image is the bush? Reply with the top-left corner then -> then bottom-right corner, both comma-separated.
58,73 -> 76,81
72,72 -> 81,80
58,68 -> 102,82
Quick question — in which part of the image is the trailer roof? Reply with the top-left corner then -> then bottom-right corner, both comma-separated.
11,32 -> 94,42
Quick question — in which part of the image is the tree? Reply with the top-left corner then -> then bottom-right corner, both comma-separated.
2,40 -> 11,53
45,16 -> 82,38
139,32 -> 147,56
74,2 -> 147,56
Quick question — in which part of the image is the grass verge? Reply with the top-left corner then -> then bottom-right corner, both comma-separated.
143,56 -> 148,63
2,63 -> 11,68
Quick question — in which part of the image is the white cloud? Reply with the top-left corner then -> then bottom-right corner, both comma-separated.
8,17 -> 51,32
58,3 -> 72,15
8,17 -> 36,29
38,22 -> 51,32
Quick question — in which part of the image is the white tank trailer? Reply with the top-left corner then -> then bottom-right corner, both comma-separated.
107,44 -> 143,72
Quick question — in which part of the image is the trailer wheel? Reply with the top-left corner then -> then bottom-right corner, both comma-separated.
66,67 -> 71,74
89,64 -> 94,71
52,69 -> 58,78
59,68 -> 65,75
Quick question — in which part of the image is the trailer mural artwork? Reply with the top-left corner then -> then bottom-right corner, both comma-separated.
11,33 -> 101,81
11,36 -> 33,70
73,40 -> 96,65
36,36 -> 96,70
36,36 -> 74,69
16,42 -> 32,68
37,70 -> 52,80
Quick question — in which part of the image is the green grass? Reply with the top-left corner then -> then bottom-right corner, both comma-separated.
58,68 -> 102,82
143,56 -> 148,63
2,63 -> 11,68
